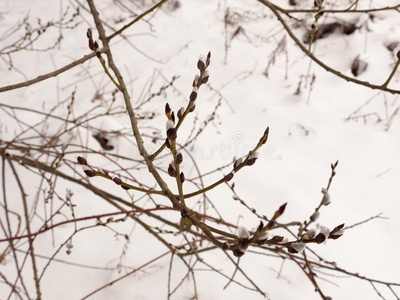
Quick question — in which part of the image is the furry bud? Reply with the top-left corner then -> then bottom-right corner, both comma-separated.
190,87 -> 198,101
302,228 -> 317,240
321,188 -> 331,205
329,223 -> 345,239
201,70 -> 210,84
197,54 -> 206,71
193,74 -> 200,87
315,227 -> 330,244
238,226 -> 250,239
177,107 -> 185,119
310,211 -> 320,222
233,158 -> 243,169
289,242 -> 305,254
237,226 -> 250,253
246,152 -> 258,166
168,161 -> 176,177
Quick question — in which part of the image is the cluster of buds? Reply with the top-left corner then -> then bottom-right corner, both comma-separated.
77,156 -> 96,177
66,242 -> 73,255
167,152 -> 185,182
112,176 -> 130,190
289,227 -> 332,254
293,223 -> 345,253
231,203 -> 287,257
189,51 -> 211,104
77,156 -> 134,191
225,128 -> 269,182
86,28 -> 102,60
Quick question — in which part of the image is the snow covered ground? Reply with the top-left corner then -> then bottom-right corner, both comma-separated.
1,0 -> 400,299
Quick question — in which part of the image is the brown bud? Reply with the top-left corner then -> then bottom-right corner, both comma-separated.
201,70 -> 209,84
329,223 -> 345,239
315,232 -> 327,244
86,28 -> 92,39
121,184 -> 130,190
165,103 -> 171,115
246,157 -> 257,166
233,158 -> 243,169
288,246 -> 298,254
190,88 -> 198,101
171,111 -> 175,123
189,104 -> 196,112
177,107 -> 185,119
88,40 -> 95,51
272,203 -> 287,220
82,166 -> 95,177
246,152 -> 258,166
180,172 -> 185,183
176,152 -> 183,164
270,235 -> 284,243
77,156 -> 87,165
168,164 -> 176,177
84,170 -> 96,177
197,55 -> 206,71
113,177 -> 123,185
233,248 -> 245,257
278,203 -> 287,215
224,172 -> 234,182
261,127 -> 270,144
257,221 -> 264,232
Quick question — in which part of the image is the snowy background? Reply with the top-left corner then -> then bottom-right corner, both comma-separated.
1,0 -> 400,299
